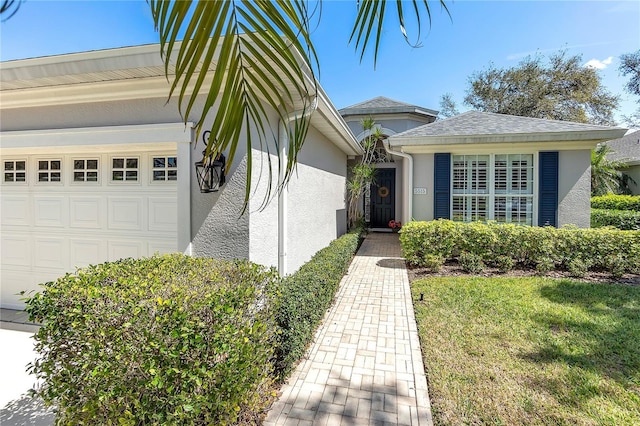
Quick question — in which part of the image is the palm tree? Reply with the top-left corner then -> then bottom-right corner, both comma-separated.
149,0 -> 449,208
591,144 -> 628,196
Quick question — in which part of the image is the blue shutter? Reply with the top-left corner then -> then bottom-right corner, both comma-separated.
434,153 -> 451,219
538,151 -> 558,227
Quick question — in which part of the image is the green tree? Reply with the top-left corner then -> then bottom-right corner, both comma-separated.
150,0 -> 449,208
591,144 -> 628,196
438,92 -> 460,119
619,50 -> 640,127
347,118 -> 380,229
464,51 -> 619,125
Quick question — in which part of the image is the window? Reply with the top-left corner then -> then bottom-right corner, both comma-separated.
4,160 -> 26,182
452,154 -> 533,225
112,157 -> 138,181
152,156 -> 177,181
38,160 -> 62,182
452,155 -> 489,222
73,159 -> 99,182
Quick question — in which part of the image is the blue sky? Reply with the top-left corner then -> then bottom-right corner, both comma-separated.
1,0 -> 639,123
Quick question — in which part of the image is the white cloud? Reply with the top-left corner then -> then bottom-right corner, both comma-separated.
584,56 -> 614,70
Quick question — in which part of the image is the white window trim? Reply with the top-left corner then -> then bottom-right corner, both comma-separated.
70,158 -> 100,184
149,154 -> 178,184
109,155 -> 141,184
2,158 -> 28,185
35,158 -> 63,185
450,152 -> 539,225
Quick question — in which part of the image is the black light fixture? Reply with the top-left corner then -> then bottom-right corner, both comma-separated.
195,131 -> 226,193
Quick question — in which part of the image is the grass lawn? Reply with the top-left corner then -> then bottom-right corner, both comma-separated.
412,277 -> 640,425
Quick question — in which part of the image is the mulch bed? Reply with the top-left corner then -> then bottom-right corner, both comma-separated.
407,260 -> 640,286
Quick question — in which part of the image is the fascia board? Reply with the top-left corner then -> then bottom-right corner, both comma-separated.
391,129 -> 628,147
313,87 -> 363,156
0,122 -> 194,150
398,139 -> 606,154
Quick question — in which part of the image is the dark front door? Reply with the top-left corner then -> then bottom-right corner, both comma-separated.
370,168 -> 395,228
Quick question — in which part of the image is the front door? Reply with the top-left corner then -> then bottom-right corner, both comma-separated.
370,168 -> 395,228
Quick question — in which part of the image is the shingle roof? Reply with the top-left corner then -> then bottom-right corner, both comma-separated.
393,110 -> 619,138
605,130 -> 640,163
338,96 -> 437,118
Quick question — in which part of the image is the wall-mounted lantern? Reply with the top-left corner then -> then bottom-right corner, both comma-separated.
195,131 -> 226,193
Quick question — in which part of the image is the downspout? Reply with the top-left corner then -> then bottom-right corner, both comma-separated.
383,140 -> 413,224
278,98 -> 318,275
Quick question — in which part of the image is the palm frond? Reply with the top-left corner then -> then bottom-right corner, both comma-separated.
150,0 -> 319,210
351,0 -> 450,67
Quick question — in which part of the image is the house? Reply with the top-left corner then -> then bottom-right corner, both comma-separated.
340,101 -> 627,229
0,44 -> 362,309
605,130 -> 640,195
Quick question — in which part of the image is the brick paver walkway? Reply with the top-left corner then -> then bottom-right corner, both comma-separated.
265,233 -> 432,425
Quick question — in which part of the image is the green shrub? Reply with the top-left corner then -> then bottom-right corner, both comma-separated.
459,252 -> 484,274
591,208 -> 640,230
604,254 -> 627,279
494,255 -> 515,273
274,230 -> 362,378
400,220 -> 459,265
25,255 -> 279,425
423,254 -> 446,272
567,258 -> 591,278
400,220 -> 640,275
591,194 -> 640,211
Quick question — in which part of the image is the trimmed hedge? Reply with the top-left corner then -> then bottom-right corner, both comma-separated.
400,220 -> 640,276
592,208 -> 640,230
591,194 -> 640,211
274,229 -> 362,378
26,255 -> 279,425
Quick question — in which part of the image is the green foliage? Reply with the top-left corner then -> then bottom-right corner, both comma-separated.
151,0 -> 449,211
25,255 -> 279,425
401,220 -> 640,275
399,220 -> 459,266
459,252 -> 484,274
619,50 -> 640,98
591,145 -> 629,196
423,254 -> 446,272
494,255 -> 515,274
347,118 -> 380,228
274,230 -> 362,377
591,194 -> 640,211
464,51 -> 619,125
567,258 -> 591,278
591,208 -> 640,230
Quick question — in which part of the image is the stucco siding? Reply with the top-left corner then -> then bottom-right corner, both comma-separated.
623,165 -> 640,195
411,154 -> 435,221
558,150 -> 591,228
344,117 -> 431,138
285,125 -> 348,274
247,149 -> 280,270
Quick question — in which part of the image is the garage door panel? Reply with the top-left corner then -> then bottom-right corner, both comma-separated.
108,241 -> 144,261
148,197 -> 177,231
108,197 -> 143,230
2,236 -> 31,266
148,241 -> 177,255
2,149 -> 178,309
70,197 -> 103,229
2,196 -> 30,226
70,239 -> 106,268
34,196 -> 67,228
34,237 -> 67,269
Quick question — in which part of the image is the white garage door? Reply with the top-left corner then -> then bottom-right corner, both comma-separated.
1,146 -> 178,309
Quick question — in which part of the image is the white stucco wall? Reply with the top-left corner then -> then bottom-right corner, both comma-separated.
285,125 -> 348,274
411,154 -> 435,221
558,150 -> 592,228
623,165 -> 640,195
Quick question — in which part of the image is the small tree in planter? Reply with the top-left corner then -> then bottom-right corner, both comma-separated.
347,118 -> 381,229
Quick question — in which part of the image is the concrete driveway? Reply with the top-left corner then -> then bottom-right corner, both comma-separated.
0,324 -> 54,425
